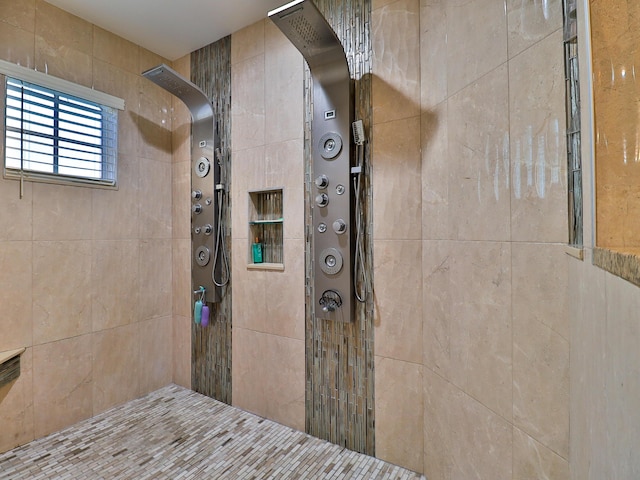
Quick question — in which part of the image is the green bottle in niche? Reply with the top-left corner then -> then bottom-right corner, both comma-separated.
252,237 -> 263,263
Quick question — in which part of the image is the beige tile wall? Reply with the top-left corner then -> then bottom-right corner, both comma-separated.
229,19 -> 306,432
569,1 -> 640,478
0,0 -> 174,453
6,3 -> 630,479
373,0 -> 570,477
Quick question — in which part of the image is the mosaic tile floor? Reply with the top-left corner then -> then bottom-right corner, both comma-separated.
0,385 -> 425,479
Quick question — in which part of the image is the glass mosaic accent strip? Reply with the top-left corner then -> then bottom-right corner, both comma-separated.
563,0 -> 583,246
304,0 -> 374,455
190,36 -> 233,404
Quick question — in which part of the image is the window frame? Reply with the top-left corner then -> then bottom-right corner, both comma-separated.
0,59 -> 124,189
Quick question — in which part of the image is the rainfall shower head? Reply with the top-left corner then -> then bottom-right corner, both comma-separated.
269,0 -> 348,75
142,63 -> 213,122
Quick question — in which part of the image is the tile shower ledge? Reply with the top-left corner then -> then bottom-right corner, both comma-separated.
594,247 -> 640,287
0,347 -> 25,366
0,347 -> 25,388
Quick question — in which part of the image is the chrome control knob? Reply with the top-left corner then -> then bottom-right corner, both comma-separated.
315,193 -> 329,207
203,224 -> 213,235
333,219 -> 347,234
319,290 -> 342,313
192,190 -> 202,200
315,174 -> 329,189
192,204 -> 202,214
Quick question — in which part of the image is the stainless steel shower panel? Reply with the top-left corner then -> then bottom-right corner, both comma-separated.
269,0 -> 354,322
142,64 -> 221,303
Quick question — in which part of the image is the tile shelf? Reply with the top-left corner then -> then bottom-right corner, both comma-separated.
0,347 -> 25,388
248,219 -> 284,225
249,189 -> 284,266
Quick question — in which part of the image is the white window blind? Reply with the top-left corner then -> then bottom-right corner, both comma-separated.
4,77 -> 118,187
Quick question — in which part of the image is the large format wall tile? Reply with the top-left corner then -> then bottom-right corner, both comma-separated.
422,240 -> 451,378
0,19 -> 35,67
507,0 -> 563,59
231,20 -> 264,66
447,66 -> 511,242
93,26 -> 139,74
423,368 -> 512,480
0,177 -> 32,242
447,241 -> 512,420
265,140 -> 304,240
421,102 -> 449,240
0,0 -> 176,454
513,427 -> 569,480
172,314 -> 191,388
264,21 -> 303,145
32,241 -> 92,345
32,184 -> 93,241
231,327 -> 266,416
231,238 -> 267,333
445,0 -> 507,95
33,336 -> 92,438
604,272 -> 640,479
0,242 -> 32,352
513,311 -> 569,458
420,0 -> 447,109
231,54 -> 265,151
374,240 -> 423,364
509,30 -> 567,243
264,239 -> 305,341
375,356 -> 423,473
139,316 -> 172,394
372,0 -> 420,124
0,0 -> 35,31
171,161 -> 190,241
372,115 -> 422,241
91,240 -> 140,332
138,239 -> 172,321
172,238 -> 191,318
424,240 -> 513,420
92,323 -> 140,415
0,348 -> 34,452
92,154 -> 140,240
34,0 -> 92,87
138,158 -> 172,239
231,146 -> 266,240
261,333 -> 305,431
569,256 -> 607,480
138,81 -> 173,164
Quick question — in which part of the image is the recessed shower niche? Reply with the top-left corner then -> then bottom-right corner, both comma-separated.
248,189 -> 284,269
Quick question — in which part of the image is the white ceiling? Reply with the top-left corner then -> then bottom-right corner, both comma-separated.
44,0 -> 288,61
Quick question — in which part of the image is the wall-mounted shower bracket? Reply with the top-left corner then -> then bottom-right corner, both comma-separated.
270,0 -> 354,322
142,64 -> 221,303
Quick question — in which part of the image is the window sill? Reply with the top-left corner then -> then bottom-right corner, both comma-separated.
565,245 -> 584,260
593,247 -> 640,288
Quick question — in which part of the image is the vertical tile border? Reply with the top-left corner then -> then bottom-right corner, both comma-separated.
190,37 -> 233,404
304,0 -> 375,455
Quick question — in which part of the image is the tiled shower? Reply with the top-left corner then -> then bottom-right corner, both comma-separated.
2,0 -> 640,479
